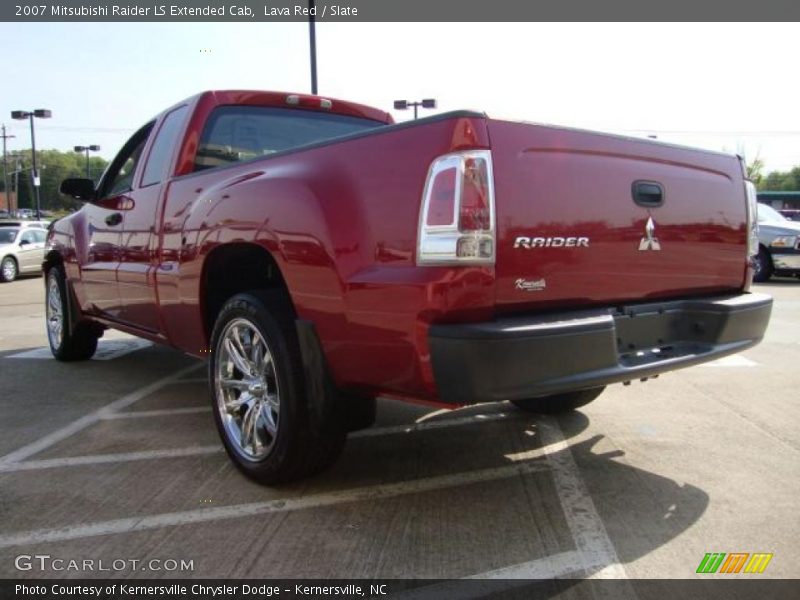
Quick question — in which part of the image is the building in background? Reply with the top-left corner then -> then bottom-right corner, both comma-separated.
757,191 -> 800,221
0,191 -> 17,213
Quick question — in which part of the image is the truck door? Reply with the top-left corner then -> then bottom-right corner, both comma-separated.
16,229 -> 45,273
82,125 -> 152,319
117,106 -> 188,332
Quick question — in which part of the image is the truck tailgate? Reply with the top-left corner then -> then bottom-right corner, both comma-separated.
488,119 -> 748,311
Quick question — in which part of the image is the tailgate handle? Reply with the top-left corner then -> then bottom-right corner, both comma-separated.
632,181 -> 664,207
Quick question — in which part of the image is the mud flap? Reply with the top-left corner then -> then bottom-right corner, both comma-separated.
295,319 -> 376,433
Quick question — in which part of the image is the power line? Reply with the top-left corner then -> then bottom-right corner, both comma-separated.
4,125 -> 133,134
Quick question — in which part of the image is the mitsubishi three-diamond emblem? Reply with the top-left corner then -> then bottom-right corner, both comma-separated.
638,217 -> 661,251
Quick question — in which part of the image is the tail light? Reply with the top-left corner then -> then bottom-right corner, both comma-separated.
744,180 -> 759,257
417,150 -> 495,265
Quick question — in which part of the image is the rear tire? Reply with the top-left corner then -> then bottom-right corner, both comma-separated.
752,246 -> 773,283
511,387 -> 605,414
209,290 -> 346,485
46,265 -> 99,361
1,256 -> 18,282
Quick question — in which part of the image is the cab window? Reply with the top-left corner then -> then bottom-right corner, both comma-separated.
194,106 -> 382,171
141,106 -> 188,187
98,123 -> 154,199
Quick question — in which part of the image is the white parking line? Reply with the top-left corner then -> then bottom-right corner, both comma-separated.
538,416 -> 631,582
467,549 -> 587,579
0,411 -> 516,473
0,364 -> 200,465
0,459 -> 551,549
99,406 -> 212,420
0,446 -> 221,473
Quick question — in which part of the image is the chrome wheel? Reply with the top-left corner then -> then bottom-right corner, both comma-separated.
214,318 -> 280,461
46,273 -> 64,349
1,258 -> 16,282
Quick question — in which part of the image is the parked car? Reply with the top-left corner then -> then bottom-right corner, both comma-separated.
754,203 -> 800,281
49,90 -> 772,484
0,226 -> 48,282
0,219 -> 51,230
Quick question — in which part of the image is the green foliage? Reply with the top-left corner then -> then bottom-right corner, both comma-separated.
746,158 -> 764,185
758,166 -> 800,191
2,148 -> 108,212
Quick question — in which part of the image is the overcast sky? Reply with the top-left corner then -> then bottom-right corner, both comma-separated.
1,22 -> 797,172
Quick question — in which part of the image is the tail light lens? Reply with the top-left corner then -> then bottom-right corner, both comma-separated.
745,180 -> 759,257
417,150 -> 495,265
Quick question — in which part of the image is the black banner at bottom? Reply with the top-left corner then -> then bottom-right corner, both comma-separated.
3,579 -> 799,600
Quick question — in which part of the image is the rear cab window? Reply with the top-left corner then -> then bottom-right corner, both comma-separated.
193,106 -> 384,171
142,106 -> 188,186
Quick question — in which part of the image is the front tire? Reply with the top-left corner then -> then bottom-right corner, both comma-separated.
209,291 -> 346,484
511,387 -> 605,414
752,246 -> 773,283
46,265 -> 100,361
1,256 -> 18,282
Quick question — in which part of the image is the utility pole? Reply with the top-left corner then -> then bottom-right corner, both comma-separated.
14,156 -> 20,212
0,125 -> 15,212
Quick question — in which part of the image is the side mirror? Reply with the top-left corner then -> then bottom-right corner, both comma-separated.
19,238 -> 30,247
60,178 -> 96,201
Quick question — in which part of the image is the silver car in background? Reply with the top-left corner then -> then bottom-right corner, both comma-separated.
754,203 -> 800,282
0,226 -> 48,282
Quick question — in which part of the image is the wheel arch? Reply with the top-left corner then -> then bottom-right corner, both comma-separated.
42,251 -> 84,336
200,242 -> 295,344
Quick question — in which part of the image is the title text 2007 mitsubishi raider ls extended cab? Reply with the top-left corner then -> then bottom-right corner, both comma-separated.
48,90 -> 772,483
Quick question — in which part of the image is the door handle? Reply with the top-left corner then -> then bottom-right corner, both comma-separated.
632,181 -> 664,207
105,212 -> 123,227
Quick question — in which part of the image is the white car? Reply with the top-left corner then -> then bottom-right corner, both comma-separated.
0,226 -> 48,282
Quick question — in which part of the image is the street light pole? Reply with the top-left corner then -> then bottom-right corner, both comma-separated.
309,0 -> 318,94
28,114 -> 40,219
11,109 -> 52,219
74,145 -> 101,180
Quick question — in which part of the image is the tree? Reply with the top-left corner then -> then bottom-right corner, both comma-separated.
3,148 -> 108,212
758,166 -> 800,191
746,157 -> 764,185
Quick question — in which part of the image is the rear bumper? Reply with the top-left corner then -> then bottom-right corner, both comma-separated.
429,292 -> 772,404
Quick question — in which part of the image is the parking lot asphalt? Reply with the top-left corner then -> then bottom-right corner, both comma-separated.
0,275 -> 797,581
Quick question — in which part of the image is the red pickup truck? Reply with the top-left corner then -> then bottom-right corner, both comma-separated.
49,90 -> 772,483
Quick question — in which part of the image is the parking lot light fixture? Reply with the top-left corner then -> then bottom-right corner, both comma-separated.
74,145 -> 101,180
393,98 -> 437,120
11,109 -> 52,219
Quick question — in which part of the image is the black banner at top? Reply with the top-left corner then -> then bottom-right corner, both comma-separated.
4,0 -> 800,22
